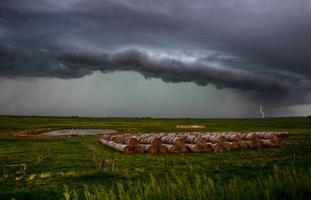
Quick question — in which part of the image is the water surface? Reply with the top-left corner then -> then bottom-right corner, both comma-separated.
41,129 -> 117,136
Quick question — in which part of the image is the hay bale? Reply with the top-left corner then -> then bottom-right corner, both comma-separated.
222,143 -> 231,151
161,135 -> 185,147
100,139 -> 135,153
180,145 -> 190,153
134,146 -> 145,153
261,139 -> 280,147
244,140 -> 257,148
141,144 -> 158,154
162,144 -> 179,153
224,134 -> 241,142
201,144 -> 214,152
227,142 -> 239,150
186,144 -> 203,153
184,135 -> 206,146
238,140 -> 249,148
201,134 -> 226,145
124,137 -> 139,146
138,136 -> 162,146
240,133 -> 258,141
157,145 -> 168,153
101,135 -> 112,140
255,132 -> 278,141
255,139 -> 263,147
208,143 -> 224,152
110,135 -> 139,146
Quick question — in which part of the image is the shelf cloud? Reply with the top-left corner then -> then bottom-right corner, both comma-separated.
0,44 -> 296,94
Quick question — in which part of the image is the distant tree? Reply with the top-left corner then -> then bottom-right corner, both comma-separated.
307,116 -> 311,119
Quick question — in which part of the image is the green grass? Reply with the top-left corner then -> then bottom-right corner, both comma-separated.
0,116 -> 310,199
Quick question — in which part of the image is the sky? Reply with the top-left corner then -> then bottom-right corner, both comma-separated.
0,0 -> 311,118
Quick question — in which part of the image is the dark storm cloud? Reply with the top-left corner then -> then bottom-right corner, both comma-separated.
0,43 -> 296,94
0,0 -> 310,98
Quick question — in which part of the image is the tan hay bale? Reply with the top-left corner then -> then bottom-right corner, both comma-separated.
138,136 -> 162,146
162,144 -> 179,153
150,137 -> 162,146
240,133 -> 258,141
254,132 -> 265,138
256,132 -> 278,141
124,137 -> 139,146
227,142 -> 239,150
201,134 -> 225,145
161,136 -> 185,147
201,144 -> 214,152
109,135 -> 139,146
207,143 -> 224,152
183,135 -> 196,143
239,140 -> 249,148
157,145 -> 168,153
180,145 -> 190,153
261,139 -> 280,147
193,136 -> 206,146
186,144 -> 203,153
142,144 -> 158,154
244,140 -> 257,148
101,135 -> 112,140
134,146 -> 145,153
255,139 -> 263,147
184,135 -> 206,146
100,139 -> 134,153
224,134 -> 241,142
222,143 -> 231,151
247,133 -> 258,141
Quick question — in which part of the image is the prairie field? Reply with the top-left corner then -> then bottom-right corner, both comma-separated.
0,116 -> 310,200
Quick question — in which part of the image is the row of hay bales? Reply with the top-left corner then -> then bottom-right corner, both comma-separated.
99,131 -> 289,154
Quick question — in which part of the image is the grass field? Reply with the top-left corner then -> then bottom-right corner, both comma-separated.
0,116 -> 310,199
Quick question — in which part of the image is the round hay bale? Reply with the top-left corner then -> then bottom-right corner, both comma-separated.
135,145 -> 145,153
142,145 -> 157,154
227,142 -> 239,150
180,145 -> 190,153
245,133 -> 258,141
100,139 -> 135,153
186,144 -> 203,153
225,134 -> 241,142
157,145 -> 168,153
162,144 -> 179,153
125,137 -> 139,146
222,143 -> 231,151
202,144 -> 213,152
255,139 -> 263,147
264,132 -> 278,141
239,140 -> 249,148
261,139 -> 280,147
209,143 -> 224,152
244,140 -> 257,148
151,137 -> 162,146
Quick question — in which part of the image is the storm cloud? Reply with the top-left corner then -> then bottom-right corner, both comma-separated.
0,0 -> 311,116
0,44 -> 296,94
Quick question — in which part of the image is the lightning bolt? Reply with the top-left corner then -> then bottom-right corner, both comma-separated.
260,105 -> 265,118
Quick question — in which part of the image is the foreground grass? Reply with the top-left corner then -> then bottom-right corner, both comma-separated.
0,116 -> 310,199
66,166 -> 311,200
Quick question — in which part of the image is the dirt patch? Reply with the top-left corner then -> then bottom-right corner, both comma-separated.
176,125 -> 206,129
